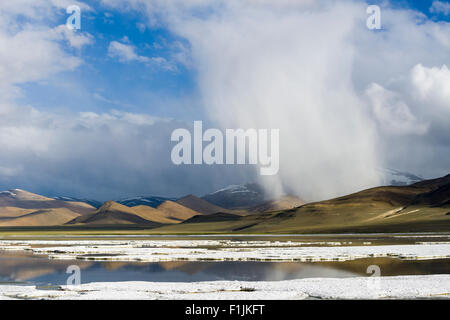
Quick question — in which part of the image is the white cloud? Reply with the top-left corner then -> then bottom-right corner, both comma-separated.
108,41 -> 150,63
0,0 -> 92,23
430,1 -> 450,15
0,26 -> 85,91
108,40 -> 175,70
79,109 -> 164,126
366,83 -> 429,135
53,25 -> 94,49
411,64 -> 450,110
0,0 -> 93,102
364,63 -> 450,137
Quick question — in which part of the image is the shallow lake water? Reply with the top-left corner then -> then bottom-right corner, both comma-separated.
0,233 -> 448,287
0,250 -> 448,287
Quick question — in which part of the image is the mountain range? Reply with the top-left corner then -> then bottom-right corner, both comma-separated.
155,174 -> 449,234
0,188 -> 303,227
0,172 -> 448,233
50,169 -> 425,209
52,183 -> 269,210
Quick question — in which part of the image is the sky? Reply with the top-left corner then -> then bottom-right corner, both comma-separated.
0,0 -> 449,201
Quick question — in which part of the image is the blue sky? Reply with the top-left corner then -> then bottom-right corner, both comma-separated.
0,0 -> 449,201
15,0 -> 450,122
16,2 -> 200,120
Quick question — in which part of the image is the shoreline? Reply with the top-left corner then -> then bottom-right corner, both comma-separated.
1,275 -> 449,300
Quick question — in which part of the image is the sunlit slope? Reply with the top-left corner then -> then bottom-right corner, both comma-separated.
155,200 -> 202,221
176,195 -> 230,214
132,205 -> 181,224
67,200 -> 202,226
67,201 -> 157,225
0,208 -> 82,227
152,174 -> 450,234
0,189 -> 95,214
0,189 -> 96,226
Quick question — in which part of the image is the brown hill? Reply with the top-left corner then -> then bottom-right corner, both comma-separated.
0,208 -> 81,227
409,176 -> 450,207
132,205 -> 180,224
67,201 -> 158,225
0,189 -> 53,202
152,174 -> 450,234
67,200 -> 200,226
0,189 -> 94,214
246,175 -> 450,233
182,212 -> 241,224
0,189 -> 95,226
0,207 -> 36,218
176,195 -> 229,214
156,200 -> 202,221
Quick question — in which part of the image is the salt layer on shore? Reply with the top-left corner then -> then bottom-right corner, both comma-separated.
0,240 -> 449,262
0,275 -> 449,300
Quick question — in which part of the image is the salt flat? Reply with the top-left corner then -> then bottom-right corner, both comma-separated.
0,240 -> 449,262
0,239 -> 448,300
0,275 -> 449,299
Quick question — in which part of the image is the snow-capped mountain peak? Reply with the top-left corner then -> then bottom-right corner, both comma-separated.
202,183 -> 266,209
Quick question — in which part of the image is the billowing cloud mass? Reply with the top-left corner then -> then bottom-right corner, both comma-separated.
173,1 -> 381,200
100,0 -> 450,200
0,0 -> 449,201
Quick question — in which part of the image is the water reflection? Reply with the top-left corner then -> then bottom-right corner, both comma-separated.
0,251 -> 448,286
